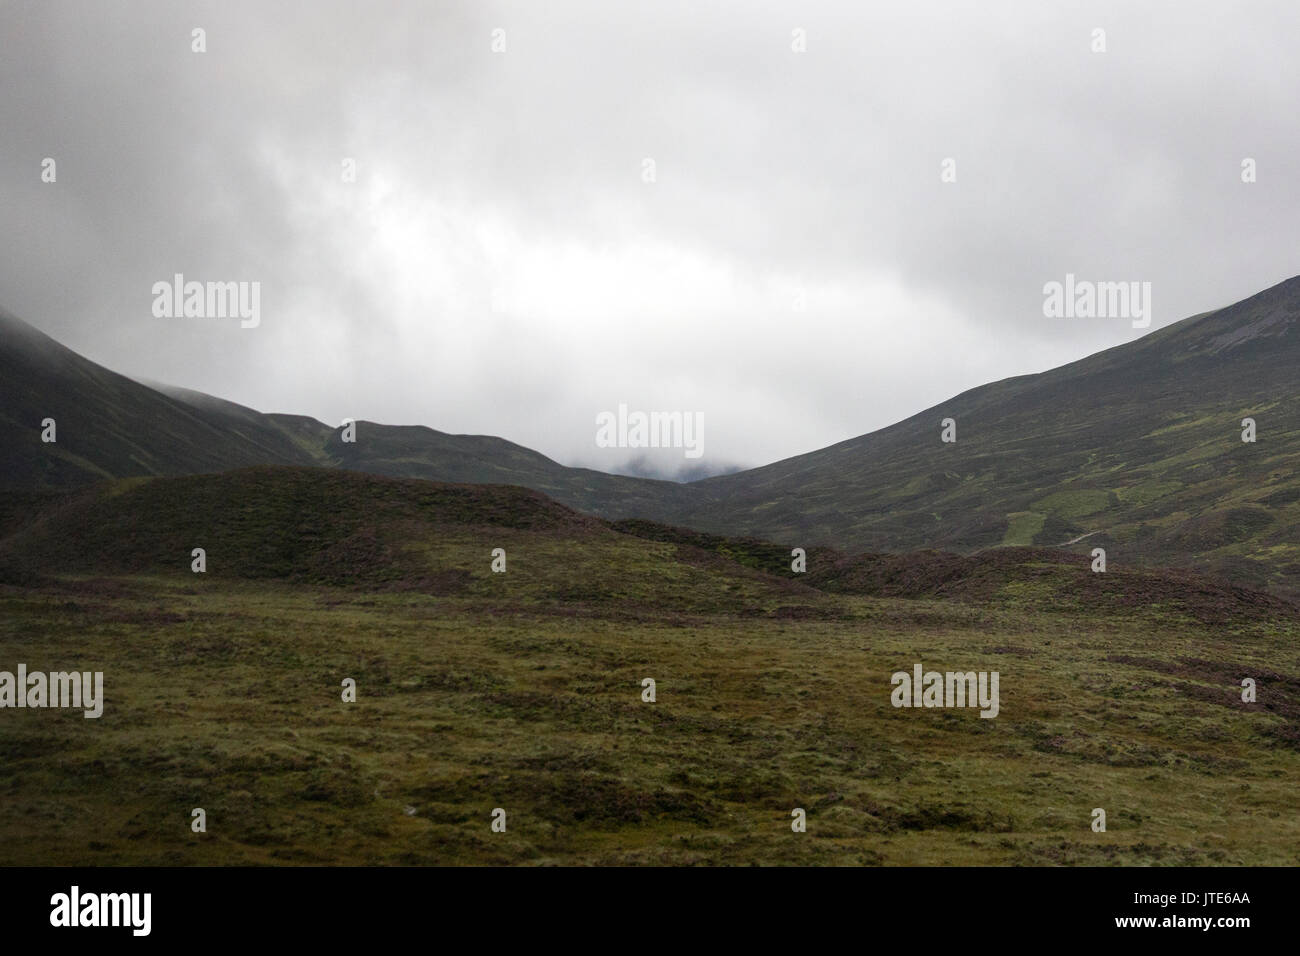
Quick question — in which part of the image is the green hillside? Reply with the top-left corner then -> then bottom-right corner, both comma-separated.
1,467 -> 1296,865
0,308 -> 317,487
672,276 -> 1300,596
4,275 -> 1300,594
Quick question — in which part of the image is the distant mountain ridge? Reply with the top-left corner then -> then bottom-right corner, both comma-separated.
669,275 -> 1300,592
0,307 -> 317,486
0,306 -> 693,517
3,275 -> 1299,593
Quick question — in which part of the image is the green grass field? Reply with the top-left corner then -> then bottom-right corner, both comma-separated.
2,576 -> 1297,865
1,469 -> 1297,866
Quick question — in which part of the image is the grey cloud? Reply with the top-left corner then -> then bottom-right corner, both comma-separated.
2,0 -> 1296,472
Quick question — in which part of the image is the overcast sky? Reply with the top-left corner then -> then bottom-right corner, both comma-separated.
2,0 -> 1297,478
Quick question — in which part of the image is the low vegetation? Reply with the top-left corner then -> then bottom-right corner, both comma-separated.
1,469 -> 1296,865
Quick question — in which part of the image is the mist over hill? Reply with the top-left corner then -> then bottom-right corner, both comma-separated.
4,274 -> 1300,593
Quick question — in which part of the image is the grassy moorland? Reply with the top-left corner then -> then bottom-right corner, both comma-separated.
0,468 -> 1297,866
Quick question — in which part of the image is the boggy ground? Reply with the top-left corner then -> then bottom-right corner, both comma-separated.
0,469 -> 1297,865
1,574 -> 1297,866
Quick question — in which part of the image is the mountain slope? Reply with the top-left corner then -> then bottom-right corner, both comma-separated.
3,275 -> 1300,593
676,276 -> 1300,593
319,420 -> 698,517
0,308 -> 317,486
0,307 -> 692,516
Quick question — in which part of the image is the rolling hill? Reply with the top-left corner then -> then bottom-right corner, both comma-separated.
3,465 -> 1292,629
2,465 -> 1297,866
673,275 -> 1300,593
0,307 -> 316,486
3,274 -> 1299,593
0,306 -> 692,518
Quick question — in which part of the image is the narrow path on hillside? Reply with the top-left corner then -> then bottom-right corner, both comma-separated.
1056,530 -> 1103,546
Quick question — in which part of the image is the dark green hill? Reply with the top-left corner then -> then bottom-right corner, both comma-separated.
320,420 -> 697,518
0,467 -> 596,586
0,467 -> 824,621
0,307 -> 693,517
0,308 -> 316,486
673,275 -> 1300,594
2,467 -> 1292,627
4,274 -> 1300,594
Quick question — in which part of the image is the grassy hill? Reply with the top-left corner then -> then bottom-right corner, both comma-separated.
5,466 -> 1292,628
0,467 -> 1297,865
320,421 -> 699,519
0,308 -> 319,487
0,308 -> 692,520
151,381 -> 700,519
0,467 -> 819,619
5,275 -> 1300,595
672,275 -> 1300,595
